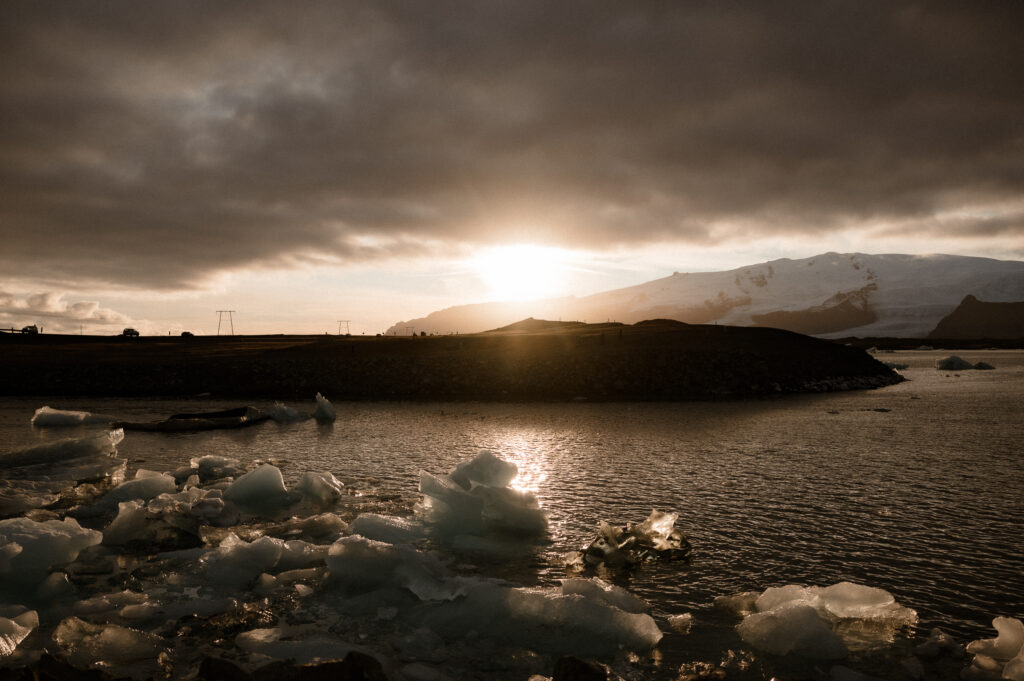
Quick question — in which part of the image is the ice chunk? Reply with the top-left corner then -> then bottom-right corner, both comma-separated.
101,469 -> 176,506
1,429 -> 123,466
0,543 -> 22,573
449,450 -> 518,489
74,590 -> 148,616
0,607 -> 38,657
737,604 -> 848,659
313,392 -> 336,423
818,582 -> 916,622
200,534 -> 285,586
579,510 -> 692,569
714,591 -> 762,617
189,455 -> 245,482
349,513 -> 425,545
420,579 -> 663,657
326,535 -> 463,601
102,501 -> 151,545
269,402 -> 307,423
418,452 -> 548,537
0,517 -> 102,583
668,613 -> 693,634
296,471 -> 345,506
964,617 -> 1024,680
224,463 -> 294,509
732,582 -> 917,660
31,406 -> 114,427
52,616 -> 166,667
236,626 -> 356,664
560,577 -> 651,614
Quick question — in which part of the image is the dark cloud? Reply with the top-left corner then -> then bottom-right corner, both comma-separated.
1,0 -> 1022,289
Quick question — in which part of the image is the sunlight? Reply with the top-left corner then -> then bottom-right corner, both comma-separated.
472,244 -> 571,301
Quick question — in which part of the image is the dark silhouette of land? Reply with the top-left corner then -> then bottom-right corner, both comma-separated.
0,319 -> 902,400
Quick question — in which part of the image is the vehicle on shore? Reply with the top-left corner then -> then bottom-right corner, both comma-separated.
122,328 -> 140,337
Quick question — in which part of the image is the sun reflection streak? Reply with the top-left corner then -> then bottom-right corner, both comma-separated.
493,433 -> 549,495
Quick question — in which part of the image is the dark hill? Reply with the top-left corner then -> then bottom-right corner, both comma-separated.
0,321 -> 901,400
928,295 -> 1024,339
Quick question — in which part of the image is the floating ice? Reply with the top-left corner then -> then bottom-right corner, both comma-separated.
73,590 -> 148,616
668,612 -> 694,634
268,402 -> 306,423
1,429 -> 124,466
31,406 -> 114,427
418,451 -> 547,538
189,455 -> 245,482
0,517 -> 103,583
101,469 -> 177,506
0,606 -> 38,657
738,604 -> 848,659
348,513 -> 425,545
731,582 -> 917,660
313,392 -> 336,423
326,535 -> 463,601
449,450 -> 517,489
419,578 -> 663,657
200,534 -> 285,586
101,501 -> 150,545
223,463 -> 292,508
296,471 -> 345,506
52,616 -> 167,669
560,577 -> 650,614
963,617 -> 1024,681
576,510 -> 692,570
236,626 -> 357,664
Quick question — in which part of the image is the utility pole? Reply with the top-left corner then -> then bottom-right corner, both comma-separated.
404,326 -> 415,336
337,320 -> 350,335
216,310 -> 235,336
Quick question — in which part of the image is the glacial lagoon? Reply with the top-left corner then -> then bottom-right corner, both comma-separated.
1,350 -> 1022,679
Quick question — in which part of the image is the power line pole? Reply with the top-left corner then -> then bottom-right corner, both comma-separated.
337,320 -> 350,335
216,310 -> 235,336
404,326 -> 415,336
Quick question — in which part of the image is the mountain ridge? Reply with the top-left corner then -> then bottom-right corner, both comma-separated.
386,252 -> 1024,338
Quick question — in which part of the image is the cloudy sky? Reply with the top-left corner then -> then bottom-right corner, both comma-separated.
2,1 -> 1022,335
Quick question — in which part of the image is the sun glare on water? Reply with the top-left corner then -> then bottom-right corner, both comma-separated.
472,244 -> 571,301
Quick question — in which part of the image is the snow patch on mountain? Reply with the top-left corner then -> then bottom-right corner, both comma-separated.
387,253 -> 1024,338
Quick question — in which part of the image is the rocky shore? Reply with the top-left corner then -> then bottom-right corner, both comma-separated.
0,320 -> 901,400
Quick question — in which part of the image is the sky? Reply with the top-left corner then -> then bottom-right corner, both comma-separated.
1,1 -> 1022,335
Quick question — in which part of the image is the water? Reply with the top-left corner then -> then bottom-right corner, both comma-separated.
2,349 -> 1022,678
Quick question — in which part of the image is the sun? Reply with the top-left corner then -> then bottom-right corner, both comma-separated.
472,244 -> 569,301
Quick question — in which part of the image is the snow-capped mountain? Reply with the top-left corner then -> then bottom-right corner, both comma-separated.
387,253 -> 1024,338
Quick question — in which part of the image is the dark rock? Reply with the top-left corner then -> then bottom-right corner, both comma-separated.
552,655 -> 610,681
929,295 -> 1024,339
196,656 -> 252,681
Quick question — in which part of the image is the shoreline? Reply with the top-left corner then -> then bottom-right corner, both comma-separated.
1,320 -> 902,401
